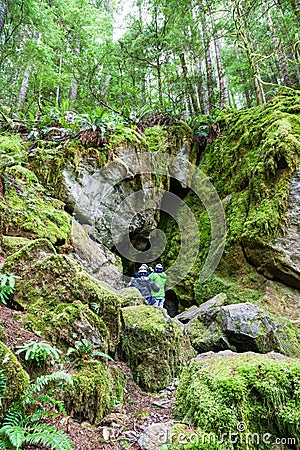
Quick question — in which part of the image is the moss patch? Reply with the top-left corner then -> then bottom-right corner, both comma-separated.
0,341 -> 29,417
0,165 -> 71,244
121,305 -> 195,392
161,89 -> 300,309
174,352 -> 300,449
3,240 -> 122,352
64,361 -> 125,425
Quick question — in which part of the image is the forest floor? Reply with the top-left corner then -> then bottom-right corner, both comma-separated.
0,305 -> 176,450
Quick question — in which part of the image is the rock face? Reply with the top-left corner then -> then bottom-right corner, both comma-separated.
70,221 -> 124,289
62,127 -> 196,253
120,305 -> 195,392
3,239 -> 122,353
174,351 -> 300,450
245,170 -> 300,289
176,295 -> 300,356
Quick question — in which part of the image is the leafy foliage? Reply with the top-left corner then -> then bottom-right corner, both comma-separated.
0,369 -> 73,450
15,340 -> 62,366
66,339 -> 113,365
0,274 -> 17,306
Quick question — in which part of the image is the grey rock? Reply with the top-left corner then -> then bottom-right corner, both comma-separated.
245,170 -> 300,289
70,221 -> 123,289
138,421 -> 174,450
181,297 -> 299,356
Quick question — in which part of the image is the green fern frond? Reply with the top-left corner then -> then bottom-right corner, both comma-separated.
25,371 -> 72,397
0,425 -> 25,449
0,440 -> 8,450
2,408 -> 23,427
0,370 -> 6,401
25,429 -> 73,450
92,351 -> 114,361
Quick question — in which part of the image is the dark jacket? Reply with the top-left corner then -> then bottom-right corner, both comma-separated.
130,276 -> 159,299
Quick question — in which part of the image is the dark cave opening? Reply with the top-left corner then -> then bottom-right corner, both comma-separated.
164,290 -> 179,317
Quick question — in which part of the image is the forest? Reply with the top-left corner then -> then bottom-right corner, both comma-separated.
0,0 -> 299,123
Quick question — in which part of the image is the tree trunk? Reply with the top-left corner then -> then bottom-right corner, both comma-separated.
213,37 -> 228,108
156,56 -> 163,107
262,0 -> 291,87
202,16 -> 214,113
233,2 -> 264,105
0,0 -> 7,34
68,80 -> 78,102
17,68 -> 32,111
179,52 -> 200,115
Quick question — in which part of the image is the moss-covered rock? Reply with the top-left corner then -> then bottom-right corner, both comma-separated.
162,89 -> 300,311
64,361 -> 125,425
0,341 -> 29,417
181,298 -> 300,356
120,305 -> 195,392
173,351 -> 300,450
1,235 -> 32,256
3,239 -> 122,353
0,165 -> 71,244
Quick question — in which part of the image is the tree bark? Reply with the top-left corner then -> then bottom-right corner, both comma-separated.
17,68 -> 32,111
179,52 -> 200,115
0,0 -> 7,34
233,2 -> 264,105
262,0 -> 291,87
201,13 -> 215,113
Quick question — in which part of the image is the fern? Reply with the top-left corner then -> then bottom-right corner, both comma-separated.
0,370 -> 6,401
25,429 -> 73,450
0,425 -> 24,449
0,371 -> 73,449
15,341 -> 62,366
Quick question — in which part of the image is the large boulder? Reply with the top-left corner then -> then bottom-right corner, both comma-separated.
176,295 -> 300,356
173,351 -> 300,450
3,239 -> 122,353
245,170 -> 300,289
64,361 -> 125,425
120,305 -> 195,392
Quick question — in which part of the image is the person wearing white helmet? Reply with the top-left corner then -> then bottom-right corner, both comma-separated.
129,267 -> 159,304
149,263 -> 167,308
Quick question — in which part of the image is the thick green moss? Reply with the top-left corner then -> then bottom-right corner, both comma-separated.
121,305 -> 195,392
3,241 -> 121,352
0,134 -> 27,169
161,90 -> 300,309
173,352 -> 300,450
0,165 -> 71,244
1,236 -> 32,256
0,341 -> 29,417
64,361 -> 125,425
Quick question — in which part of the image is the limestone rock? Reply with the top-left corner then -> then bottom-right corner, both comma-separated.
176,296 -> 300,356
174,351 -> 300,447
0,341 -> 29,416
70,221 -> 123,289
245,170 -> 300,289
138,421 -> 174,450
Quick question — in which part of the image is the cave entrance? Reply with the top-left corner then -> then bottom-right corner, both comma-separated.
164,290 -> 179,317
